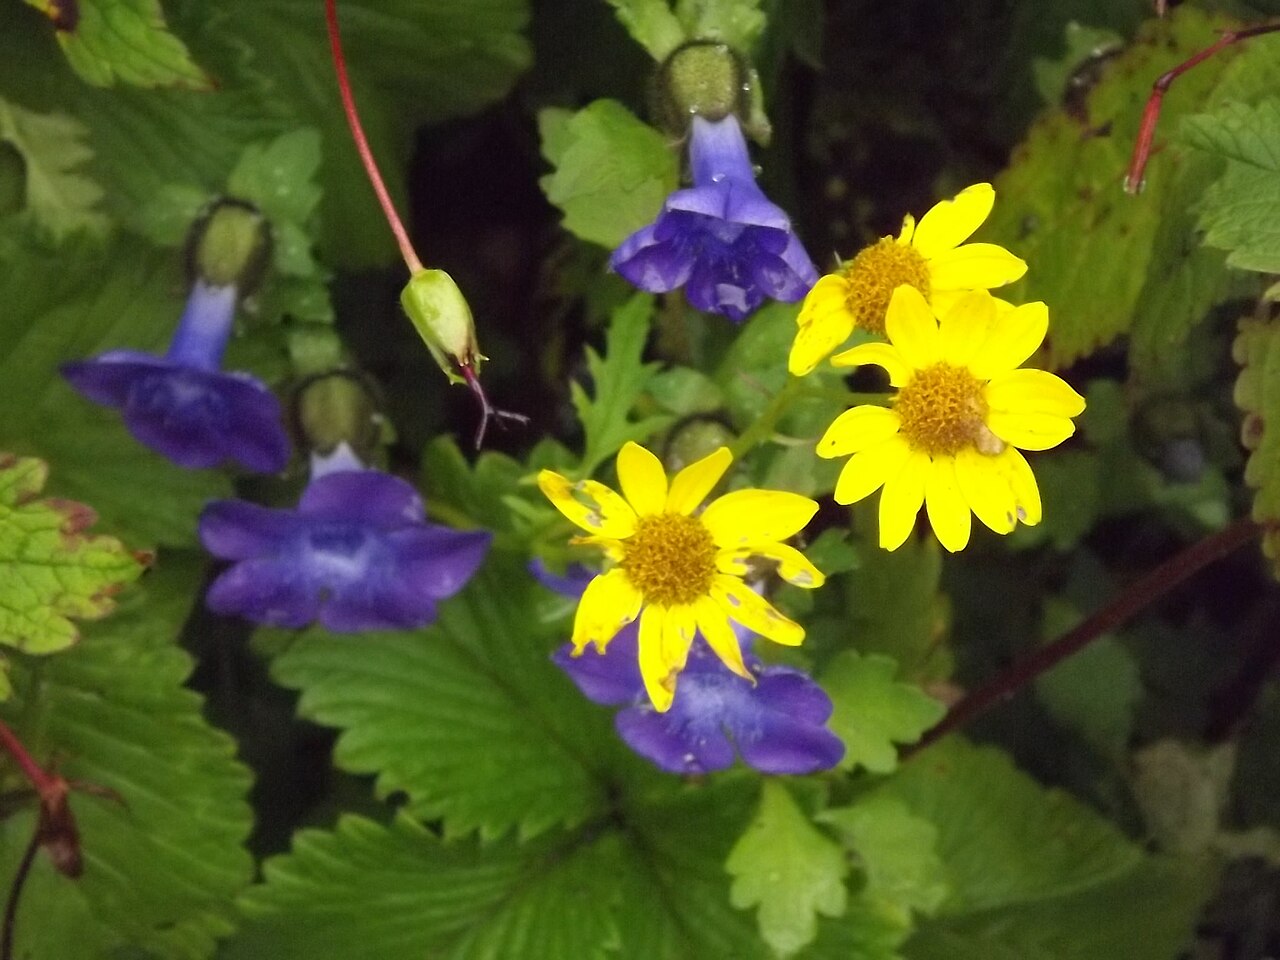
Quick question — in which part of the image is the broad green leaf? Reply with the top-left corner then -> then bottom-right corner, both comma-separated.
0,555 -> 254,959
675,0 -> 766,52
604,0 -> 686,60
0,456 -> 146,687
1184,98 -> 1280,273
821,651 -> 945,774
821,795 -> 949,917
24,0 -> 211,89
800,895 -> 911,960
266,554 -> 617,840
1130,739 -> 1235,856
0,97 -> 107,239
1030,22 -> 1122,103
905,856 -> 1215,960
725,781 -> 849,957
0,235 -> 232,545
1233,316 -> 1280,578
982,8 -> 1276,367
570,293 -> 673,476
873,739 -> 1142,914
539,99 -> 679,249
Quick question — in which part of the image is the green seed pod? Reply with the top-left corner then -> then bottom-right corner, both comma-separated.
186,198 -> 273,292
295,370 -> 384,464
400,268 -> 483,384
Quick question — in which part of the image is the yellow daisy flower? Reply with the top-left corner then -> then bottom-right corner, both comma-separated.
817,286 -> 1085,553
789,182 -> 1028,376
537,442 -> 824,712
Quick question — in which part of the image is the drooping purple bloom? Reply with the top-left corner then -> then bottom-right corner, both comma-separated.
610,113 -> 819,323
199,445 -> 490,631
61,279 -> 289,473
537,563 -> 844,776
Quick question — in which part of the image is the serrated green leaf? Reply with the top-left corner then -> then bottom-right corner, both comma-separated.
982,8 -> 1275,367
0,234 -> 231,545
1233,316 -> 1280,578
821,795 -> 949,917
0,555 -> 254,959
603,0 -> 686,61
675,0 -> 766,51
873,739 -> 1142,914
571,293 -> 674,476
539,99 -> 679,249
266,554 -> 616,841
799,895 -> 911,960
1184,98 -> 1280,274
905,856 -> 1215,960
726,781 -> 849,957
821,652 -> 945,774
0,455 -> 145,665
0,96 -> 107,239
24,0 -> 211,89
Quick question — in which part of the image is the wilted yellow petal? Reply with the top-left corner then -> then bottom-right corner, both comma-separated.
539,471 -> 638,538
711,575 -> 805,646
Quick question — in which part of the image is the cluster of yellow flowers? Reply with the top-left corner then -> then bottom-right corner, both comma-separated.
540,184 -> 1084,710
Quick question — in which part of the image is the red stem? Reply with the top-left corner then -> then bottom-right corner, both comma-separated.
1125,22 -> 1280,195
908,517 -> 1262,755
323,0 -> 425,274
0,723 -> 55,798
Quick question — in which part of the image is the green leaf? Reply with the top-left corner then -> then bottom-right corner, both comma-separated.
266,554 -> 617,840
905,856 -> 1215,960
0,234 -> 231,545
0,455 -> 146,679
726,781 -> 849,957
0,554 -> 254,959
539,99 -> 679,249
675,0 -> 766,52
982,8 -> 1274,366
872,739 -> 1142,914
821,651 -> 945,774
800,895 -> 912,960
820,795 -> 949,917
603,0 -> 686,61
1184,98 -> 1280,274
570,293 -> 674,476
0,97 -> 107,239
24,0 -> 211,89
1233,315 -> 1280,579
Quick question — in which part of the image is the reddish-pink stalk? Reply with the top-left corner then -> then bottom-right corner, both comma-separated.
323,0 -> 424,274
1125,21 -> 1280,194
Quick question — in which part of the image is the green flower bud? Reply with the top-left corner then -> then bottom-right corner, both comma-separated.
664,416 -> 737,472
0,141 -> 25,218
186,198 -> 273,292
400,268 -> 482,384
652,39 -> 752,137
296,370 -> 384,464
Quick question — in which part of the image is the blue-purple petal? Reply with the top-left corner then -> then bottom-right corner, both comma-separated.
298,470 -> 425,524
393,526 -> 493,600
616,705 -> 737,774
200,499 -> 303,561
552,627 -> 642,706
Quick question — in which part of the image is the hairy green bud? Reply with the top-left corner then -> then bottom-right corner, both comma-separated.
653,39 -> 752,136
296,371 -> 384,463
187,198 -> 272,291
400,268 -> 482,384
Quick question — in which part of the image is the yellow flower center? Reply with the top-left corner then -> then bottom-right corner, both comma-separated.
895,363 -> 996,457
620,513 -> 718,607
842,237 -> 932,335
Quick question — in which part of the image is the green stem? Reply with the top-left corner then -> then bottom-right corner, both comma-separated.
728,376 -> 804,458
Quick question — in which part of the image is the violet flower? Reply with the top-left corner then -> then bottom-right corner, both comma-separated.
200,445 -> 490,631
61,279 -> 290,473
610,113 -> 819,322
536,564 -> 844,776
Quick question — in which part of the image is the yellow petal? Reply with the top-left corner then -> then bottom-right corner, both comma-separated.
666,446 -> 732,514
967,301 -> 1048,379
539,470 -> 638,538
663,604 -> 697,674
694,595 -> 751,679
897,213 -> 916,245
878,450 -> 930,550
987,411 -> 1077,451
954,447 -> 1017,535
616,441 -> 668,516
829,342 -> 912,387
1004,447 -> 1042,526
817,405 -> 902,458
911,183 -> 996,259
711,575 -> 805,646
569,535 -> 625,562
700,489 -> 818,547
571,569 -> 643,652
637,605 -> 676,712
884,285 -> 941,369
938,290 -> 997,367
717,541 -> 826,589
928,243 -> 1027,292
985,369 -> 1086,419
796,273 -> 850,319
789,307 -> 856,376
833,435 -> 912,505
924,456 -> 972,552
